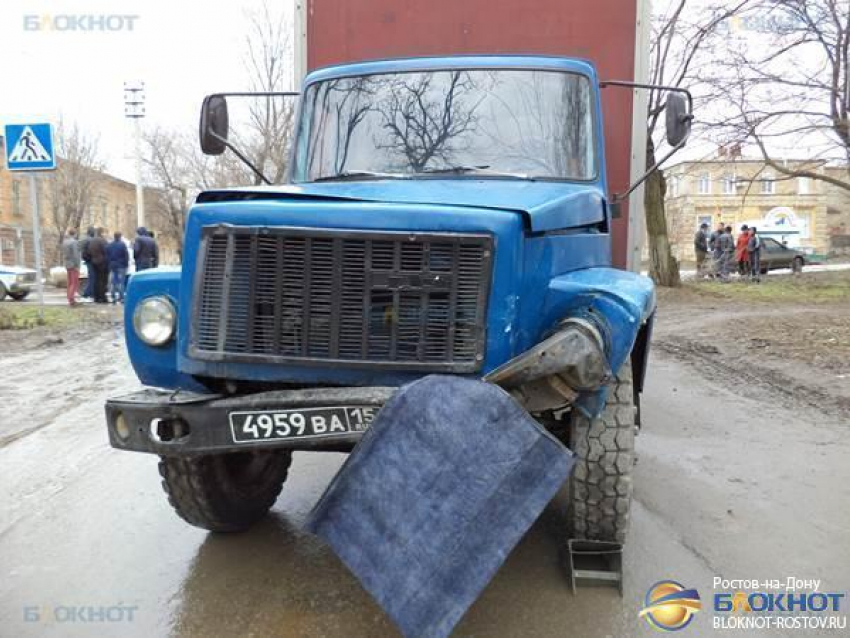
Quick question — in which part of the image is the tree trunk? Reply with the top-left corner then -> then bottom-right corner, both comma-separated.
644,140 -> 681,287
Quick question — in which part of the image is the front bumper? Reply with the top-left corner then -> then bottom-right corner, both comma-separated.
105,386 -> 395,456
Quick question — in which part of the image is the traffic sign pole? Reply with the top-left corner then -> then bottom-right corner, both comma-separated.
4,122 -> 56,320
27,173 -> 45,319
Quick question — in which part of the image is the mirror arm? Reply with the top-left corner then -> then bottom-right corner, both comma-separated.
611,137 -> 687,204
599,81 -> 693,113
202,91 -> 300,184
209,131 -> 272,186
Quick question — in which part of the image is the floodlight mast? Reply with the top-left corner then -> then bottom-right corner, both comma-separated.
124,81 -> 146,228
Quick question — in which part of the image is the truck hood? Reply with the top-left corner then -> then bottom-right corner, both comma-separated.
196,180 -> 607,233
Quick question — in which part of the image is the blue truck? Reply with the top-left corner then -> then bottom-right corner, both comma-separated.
105,52 -> 691,545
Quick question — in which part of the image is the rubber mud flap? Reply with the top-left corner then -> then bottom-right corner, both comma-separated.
305,375 -> 574,638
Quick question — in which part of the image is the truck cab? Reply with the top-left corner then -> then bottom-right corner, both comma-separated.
107,55 -> 689,544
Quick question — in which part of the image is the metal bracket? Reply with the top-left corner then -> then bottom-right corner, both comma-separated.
567,538 -> 624,596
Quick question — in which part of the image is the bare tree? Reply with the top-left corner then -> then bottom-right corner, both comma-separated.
644,0 -> 753,286
144,124 -> 259,261
377,71 -> 481,171
712,0 -> 850,191
142,2 -> 299,256
44,121 -> 104,258
239,0 -> 297,184
142,127 -> 193,259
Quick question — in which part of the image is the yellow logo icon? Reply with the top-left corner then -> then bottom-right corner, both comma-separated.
731,591 -> 752,613
639,580 -> 702,631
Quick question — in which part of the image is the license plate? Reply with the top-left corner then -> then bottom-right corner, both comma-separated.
229,406 -> 379,443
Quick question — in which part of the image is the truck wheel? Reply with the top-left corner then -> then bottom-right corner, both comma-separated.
569,366 -> 635,544
9,291 -> 29,301
158,450 -> 292,532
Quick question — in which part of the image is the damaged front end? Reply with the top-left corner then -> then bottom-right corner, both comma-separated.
485,318 -> 610,412
487,267 -> 656,420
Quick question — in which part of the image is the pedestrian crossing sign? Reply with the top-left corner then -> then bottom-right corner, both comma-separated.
4,123 -> 56,171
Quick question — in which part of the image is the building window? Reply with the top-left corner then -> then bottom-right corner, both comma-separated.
798,177 -> 810,195
698,173 -> 711,195
12,180 -> 21,216
722,174 -> 736,195
668,176 -> 679,197
761,173 -> 775,194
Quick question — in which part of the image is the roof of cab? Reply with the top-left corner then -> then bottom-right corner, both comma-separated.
304,55 -> 598,85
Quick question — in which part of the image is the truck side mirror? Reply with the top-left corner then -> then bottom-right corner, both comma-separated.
601,80 -> 693,203
199,95 -> 229,156
665,92 -> 692,148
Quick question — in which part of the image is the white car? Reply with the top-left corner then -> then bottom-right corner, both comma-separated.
0,265 -> 38,301
49,264 -> 89,288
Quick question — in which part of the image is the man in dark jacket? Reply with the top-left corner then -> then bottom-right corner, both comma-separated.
87,227 -> 109,303
694,222 -> 709,278
708,222 -> 724,278
107,231 -> 130,304
79,226 -> 96,298
133,227 -> 159,271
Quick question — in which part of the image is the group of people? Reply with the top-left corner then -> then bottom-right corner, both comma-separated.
694,222 -> 763,282
60,226 -> 160,306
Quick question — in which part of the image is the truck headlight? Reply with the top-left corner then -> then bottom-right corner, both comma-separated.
15,274 -> 26,283
133,296 -> 176,346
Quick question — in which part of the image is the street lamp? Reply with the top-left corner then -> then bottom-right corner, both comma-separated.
124,81 -> 145,228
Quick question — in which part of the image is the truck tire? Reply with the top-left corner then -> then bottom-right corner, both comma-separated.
569,366 -> 635,544
9,291 -> 29,301
158,450 -> 292,532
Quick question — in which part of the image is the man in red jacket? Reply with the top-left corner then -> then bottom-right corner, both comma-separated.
735,224 -> 750,276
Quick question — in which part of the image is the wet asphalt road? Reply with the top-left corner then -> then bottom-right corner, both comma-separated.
1,324 -> 848,638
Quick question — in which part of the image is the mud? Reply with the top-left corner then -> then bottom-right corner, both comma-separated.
1,285 -> 849,637
654,276 -> 850,421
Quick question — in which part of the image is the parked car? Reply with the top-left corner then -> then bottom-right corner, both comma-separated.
49,264 -> 89,288
760,238 -> 805,274
0,265 -> 37,301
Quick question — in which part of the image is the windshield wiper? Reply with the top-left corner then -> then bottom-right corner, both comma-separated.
313,170 -> 408,182
418,165 -> 534,179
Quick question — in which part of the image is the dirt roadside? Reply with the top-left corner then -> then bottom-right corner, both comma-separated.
0,303 -> 119,354
653,270 -> 850,421
0,304 -> 129,447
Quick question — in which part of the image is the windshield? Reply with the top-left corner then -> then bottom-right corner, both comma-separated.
292,69 -> 597,182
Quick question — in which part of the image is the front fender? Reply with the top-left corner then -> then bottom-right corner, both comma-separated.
544,267 -> 656,376
124,268 -> 209,393
536,267 -> 655,418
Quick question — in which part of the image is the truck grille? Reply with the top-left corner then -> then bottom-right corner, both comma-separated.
189,225 -> 493,372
